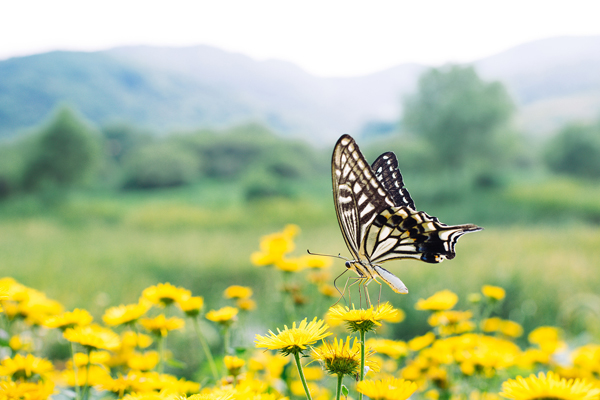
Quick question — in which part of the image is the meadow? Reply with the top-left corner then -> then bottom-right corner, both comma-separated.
1,175 -> 599,340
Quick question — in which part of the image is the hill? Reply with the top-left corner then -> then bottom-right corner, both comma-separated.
2,36 -> 600,142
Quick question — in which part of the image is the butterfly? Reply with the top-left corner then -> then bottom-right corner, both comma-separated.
331,134 -> 482,297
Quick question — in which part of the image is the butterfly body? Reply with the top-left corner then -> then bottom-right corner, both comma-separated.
332,134 -> 482,295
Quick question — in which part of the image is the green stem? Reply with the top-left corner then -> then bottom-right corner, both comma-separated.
359,330 -> 366,400
293,352 -> 312,400
192,317 -> 219,381
336,374 -> 344,400
158,334 -> 165,374
83,348 -> 91,400
69,342 -> 81,400
224,326 -> 231,355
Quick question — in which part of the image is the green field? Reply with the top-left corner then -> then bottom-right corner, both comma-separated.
2,178 -> 600,342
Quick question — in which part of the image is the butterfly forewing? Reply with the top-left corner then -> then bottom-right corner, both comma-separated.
332,135 -> 395,260
371,152 -> 416,210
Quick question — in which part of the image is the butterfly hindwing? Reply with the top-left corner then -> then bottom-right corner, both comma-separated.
363,206 -> 482,264
371,152 -> 416,210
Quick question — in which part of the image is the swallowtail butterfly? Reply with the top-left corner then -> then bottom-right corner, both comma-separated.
332,134 -> 482,295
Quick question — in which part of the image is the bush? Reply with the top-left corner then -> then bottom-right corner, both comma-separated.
22,106 -> 102,191
122,144 -> 199,189
544,121 -> 600,179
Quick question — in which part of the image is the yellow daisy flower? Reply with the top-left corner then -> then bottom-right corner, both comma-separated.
206,306 -> 239,326
0,353 -> 54,381
127,351 -> 160,371
236,298 -> 257,311
327,302 -> 402,333
365,338 -> 408,359
500,371 -> 600,400
141,283 -> 191,307
482,285 -> 506,300
500,320 -> 523,338
177,296 -> 205,317
255,317 -> 331,356
223,355 -> 245,376
121,331 -> 153,349
140,314 -> 185,337
0,380 -> 55,400
43,308 -> 93,330
224,285 -> 253,299
528,326 -> 565,353
63,324 -> 121,350
408,332 -> 436,352
415,290 -> 458,311
103,302 -> 150,326
70,351 -> 111,368
312,336 -> 379,376
274,257 -> 305,272
356,377 -> 418,400
318,284 -> 338,298
302,254 -> 333,269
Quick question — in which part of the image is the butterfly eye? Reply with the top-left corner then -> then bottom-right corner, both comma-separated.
345,261 -> 352,269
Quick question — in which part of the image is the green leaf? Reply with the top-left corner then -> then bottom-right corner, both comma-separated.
341,385 -> 349,397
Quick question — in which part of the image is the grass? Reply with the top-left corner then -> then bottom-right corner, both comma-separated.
2,195 -> 600,341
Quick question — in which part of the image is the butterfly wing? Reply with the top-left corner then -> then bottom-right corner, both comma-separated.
371,152 -> 416,210
363,206 -> 482,264
331,135 -> 396,260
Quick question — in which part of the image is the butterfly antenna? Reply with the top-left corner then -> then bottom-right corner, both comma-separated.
307,249 -> 350,261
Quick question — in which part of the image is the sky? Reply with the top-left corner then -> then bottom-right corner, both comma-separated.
2,0 -> 600,77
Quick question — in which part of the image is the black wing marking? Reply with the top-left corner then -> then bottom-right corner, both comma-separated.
331,135 -> 395,260
371,152 -> 416,210
363,206 -> 482,264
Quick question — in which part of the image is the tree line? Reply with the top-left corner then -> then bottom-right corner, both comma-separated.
1,64 -> 599,202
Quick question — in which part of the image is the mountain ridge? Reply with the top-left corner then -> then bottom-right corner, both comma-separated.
2,35 -> 600,142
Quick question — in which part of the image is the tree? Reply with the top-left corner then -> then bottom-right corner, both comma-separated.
23,106 -> 102,191
544,121 -> 600,179
403,65 -> 515,170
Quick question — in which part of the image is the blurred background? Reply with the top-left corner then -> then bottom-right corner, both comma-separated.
1,1 -> 600,342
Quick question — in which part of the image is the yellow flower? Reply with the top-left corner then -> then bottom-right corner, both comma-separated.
71,351 -> 111,368
408,332 -> 435,352
9,335 -> 34,352
205,306 -> 239,325
103,302 -> 150,326
224,285 -> 253,299
127,351 -> 160,371
43,308 -> 93,330
415,290 -> 458,311
366,338 -> 408,359
141,283 -> 191,307
500,371 -> 600,400
178,296 -> 205,317
121,331 -> 153,349
274,257 -> 304,272
255,317 -> 331,356
327,302 -> 402,333
429,310 -> 472,325
482,317 -> 502,332
500,320 -> 523,338
236,298 -> 257,311
528,326 -> 564,353
301,366 -> 325,381
312,336 -> 379,376
302,254 -> 333,269
223,355 -> 245,376
251,228 -> 297,267
482,285 -> 506,301
318,284 -> 338,297
140,315 -> 185,336
356,378 -> 418,400
0,353 -> 54,381
64,324 -> 121,350
0,380 -> 55,400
